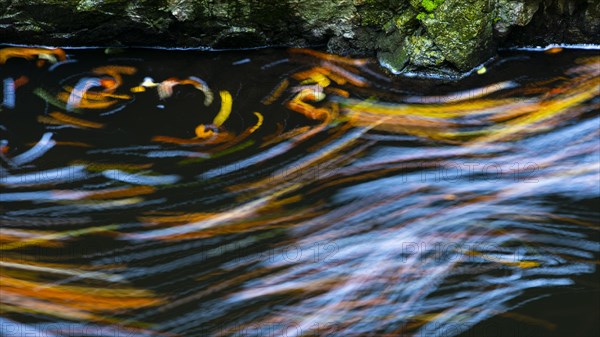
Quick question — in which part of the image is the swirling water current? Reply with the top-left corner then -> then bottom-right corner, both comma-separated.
0,46 -> 599,337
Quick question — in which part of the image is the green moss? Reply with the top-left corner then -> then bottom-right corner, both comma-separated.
361,9 -> 393,26
358,0 -> 402,27
383,20 -> 394,32
404,34 -> 445,67
421,0 -> 494,71
421,0 -> 445,12
416,12 -> 434,21
415,0 -> 443,22
389,7 -> 418,35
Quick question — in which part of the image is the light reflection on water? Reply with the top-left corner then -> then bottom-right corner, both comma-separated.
0,46 -> 599,337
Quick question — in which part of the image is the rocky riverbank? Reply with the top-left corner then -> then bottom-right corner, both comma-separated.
1,0 -> 598,77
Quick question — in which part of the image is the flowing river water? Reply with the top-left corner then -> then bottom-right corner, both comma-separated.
0,46 -> 599,337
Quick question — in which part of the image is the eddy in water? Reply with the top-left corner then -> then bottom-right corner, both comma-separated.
0,46 -> 599,337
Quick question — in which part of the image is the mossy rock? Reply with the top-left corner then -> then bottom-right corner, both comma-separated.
0,0 -> 598,77
421,0 -> 495,71
409,0 -> 422,9
393,6 -> 419,34
377,32 -> 446,73
494,0 -> 541,37
404,34 -> 445,67
421,0 -> 445,12
378,45 -> 410,74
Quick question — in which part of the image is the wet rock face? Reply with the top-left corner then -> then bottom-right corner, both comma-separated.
376,0 -> 598,76
0,0 -> 358,48
502,0 -> 600,47
422,0 -> 495,71
0,0 -> 598,76
494,0 -> 541,38
377,0 -> 495,75
0,0 -> 173,46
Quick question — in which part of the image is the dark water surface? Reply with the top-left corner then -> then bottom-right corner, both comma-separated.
1,46 -> 599,337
